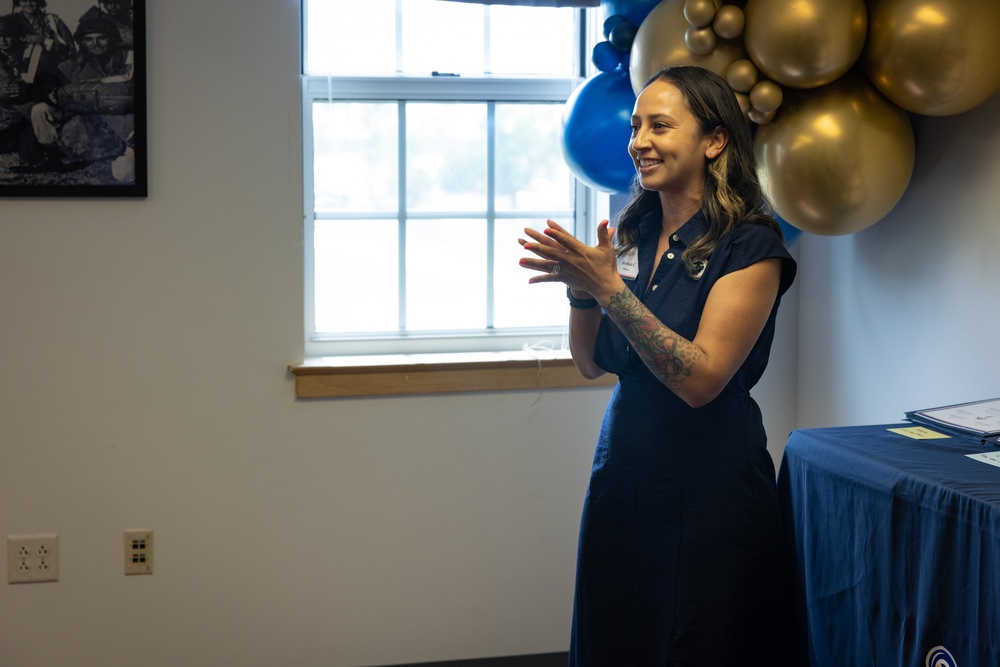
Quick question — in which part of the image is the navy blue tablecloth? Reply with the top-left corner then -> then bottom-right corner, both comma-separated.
777,424 -> 1000,666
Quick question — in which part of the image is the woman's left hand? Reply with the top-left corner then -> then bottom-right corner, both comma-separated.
518,219 -> 623,303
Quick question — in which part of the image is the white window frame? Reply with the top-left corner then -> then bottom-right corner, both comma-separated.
302,7 -> 606,358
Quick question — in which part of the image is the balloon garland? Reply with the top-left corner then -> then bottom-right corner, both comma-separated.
558,0 -> 1000,236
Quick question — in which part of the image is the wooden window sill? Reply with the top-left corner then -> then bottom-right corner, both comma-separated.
289,351 -> 617,398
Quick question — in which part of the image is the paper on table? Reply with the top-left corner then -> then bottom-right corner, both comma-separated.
888,426 -> 952,440
967,451 -> 1000,468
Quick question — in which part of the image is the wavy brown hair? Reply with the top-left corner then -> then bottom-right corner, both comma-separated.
613,66 -> 783,277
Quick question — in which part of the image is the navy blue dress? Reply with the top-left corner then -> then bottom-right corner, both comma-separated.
569,210 -> 797,666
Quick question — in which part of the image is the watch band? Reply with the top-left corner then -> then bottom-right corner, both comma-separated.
566,287 -> 599,309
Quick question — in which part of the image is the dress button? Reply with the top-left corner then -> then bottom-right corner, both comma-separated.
672,234 -> 679,241
651,284 -> 658,291
666,252 -> 675,260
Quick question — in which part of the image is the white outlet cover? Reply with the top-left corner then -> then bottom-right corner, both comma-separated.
124,529 -> 153,575
7,534 -> 59,584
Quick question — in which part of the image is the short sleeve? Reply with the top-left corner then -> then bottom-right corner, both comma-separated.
727,223 -> 797,297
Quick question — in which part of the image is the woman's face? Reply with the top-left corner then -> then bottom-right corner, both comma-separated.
627,79 -> 714,196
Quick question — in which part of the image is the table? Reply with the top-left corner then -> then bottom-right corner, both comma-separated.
777,424 -> 1000,666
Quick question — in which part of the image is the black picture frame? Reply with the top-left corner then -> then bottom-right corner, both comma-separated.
0,0 -> 145,197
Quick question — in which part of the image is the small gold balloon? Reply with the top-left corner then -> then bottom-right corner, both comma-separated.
685,26 -> 717,56
713,5 -> 745,40
749,80 -> 783,113
863,0 -> 1000,116
684,0 -> 717,28
630,0 -> 747,94
726,58 -> 759,93
754,72 -> 915,235
744,0 -> 868,89
747,106 -> 776,124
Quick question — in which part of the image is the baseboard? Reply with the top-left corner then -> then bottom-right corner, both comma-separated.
376,652 -> 568,667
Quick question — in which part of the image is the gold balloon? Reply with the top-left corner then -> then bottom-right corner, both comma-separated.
713,5 -> 746,40
863,0 -> 1000,116
749,80 -> 783,113
684,0 -> 717,27
744,0 -> 868,89
754,72 -> 915,235
727,59 -> 759,93
748,107 -> 776,124
685,26 -> 717,56
630,0 -> 747,95
735,92 -> 752,115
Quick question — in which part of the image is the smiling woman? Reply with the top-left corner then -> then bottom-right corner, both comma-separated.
518,66 -> 798,666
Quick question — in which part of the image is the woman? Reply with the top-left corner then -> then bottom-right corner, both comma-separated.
519,66 -> 797,665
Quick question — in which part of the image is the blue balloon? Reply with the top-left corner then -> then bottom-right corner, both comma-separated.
601,0 -> 660,28
608,20 -> 638,52
776,214 -> 803,246
561,69 -> 636,193
603,14 -> 628,40
591,41 -> 621,72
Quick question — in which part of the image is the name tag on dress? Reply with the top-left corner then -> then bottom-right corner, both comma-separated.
617,247 -> 639,280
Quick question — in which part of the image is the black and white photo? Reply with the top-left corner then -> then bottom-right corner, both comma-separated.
0,0 -> 144,196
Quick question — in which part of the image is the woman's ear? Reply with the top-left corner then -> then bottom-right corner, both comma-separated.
706,127 -> 729,159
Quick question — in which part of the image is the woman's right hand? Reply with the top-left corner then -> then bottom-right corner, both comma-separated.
518,219 -> 623,306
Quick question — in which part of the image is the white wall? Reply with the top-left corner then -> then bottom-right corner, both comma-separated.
0,2 -> 799,666
796,89 -> 1000,429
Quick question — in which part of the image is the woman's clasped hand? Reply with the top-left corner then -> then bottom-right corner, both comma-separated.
518,218 -> 621,305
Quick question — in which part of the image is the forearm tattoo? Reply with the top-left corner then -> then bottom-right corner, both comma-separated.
605,287 -> 698,391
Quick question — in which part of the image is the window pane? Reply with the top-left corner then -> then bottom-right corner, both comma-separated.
314,219 -> 400,334
406,219 -> 486,331
494,218 -> 571,329
402,0 -> 484,74
406,103 -> 486,212
303,2 -> 596,354
305,0 -> 396,75
495,103 -> 573,212
313,102 -> 398,213
489,7 -> 575,75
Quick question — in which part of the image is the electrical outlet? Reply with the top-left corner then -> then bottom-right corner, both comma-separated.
124,529 -> 153,575
7,534 -> 59,584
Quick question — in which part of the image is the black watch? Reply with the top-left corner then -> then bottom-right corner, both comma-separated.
566,287 -> 599,309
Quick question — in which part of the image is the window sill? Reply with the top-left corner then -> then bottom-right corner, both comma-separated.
289,350 -> 617,398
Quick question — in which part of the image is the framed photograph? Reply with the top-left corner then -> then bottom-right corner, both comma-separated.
0,0 -> 145,197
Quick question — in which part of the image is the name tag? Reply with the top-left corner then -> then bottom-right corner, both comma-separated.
617,247 -> 639,280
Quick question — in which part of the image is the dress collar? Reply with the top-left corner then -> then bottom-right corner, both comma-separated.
639,208 -> 708,247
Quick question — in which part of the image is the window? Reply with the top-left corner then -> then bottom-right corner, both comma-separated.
302,0 -> 608,357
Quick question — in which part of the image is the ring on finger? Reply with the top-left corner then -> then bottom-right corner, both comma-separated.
550,262 -> 561,275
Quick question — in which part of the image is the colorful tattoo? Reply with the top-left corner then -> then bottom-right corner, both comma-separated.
605,288 -> 696,390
